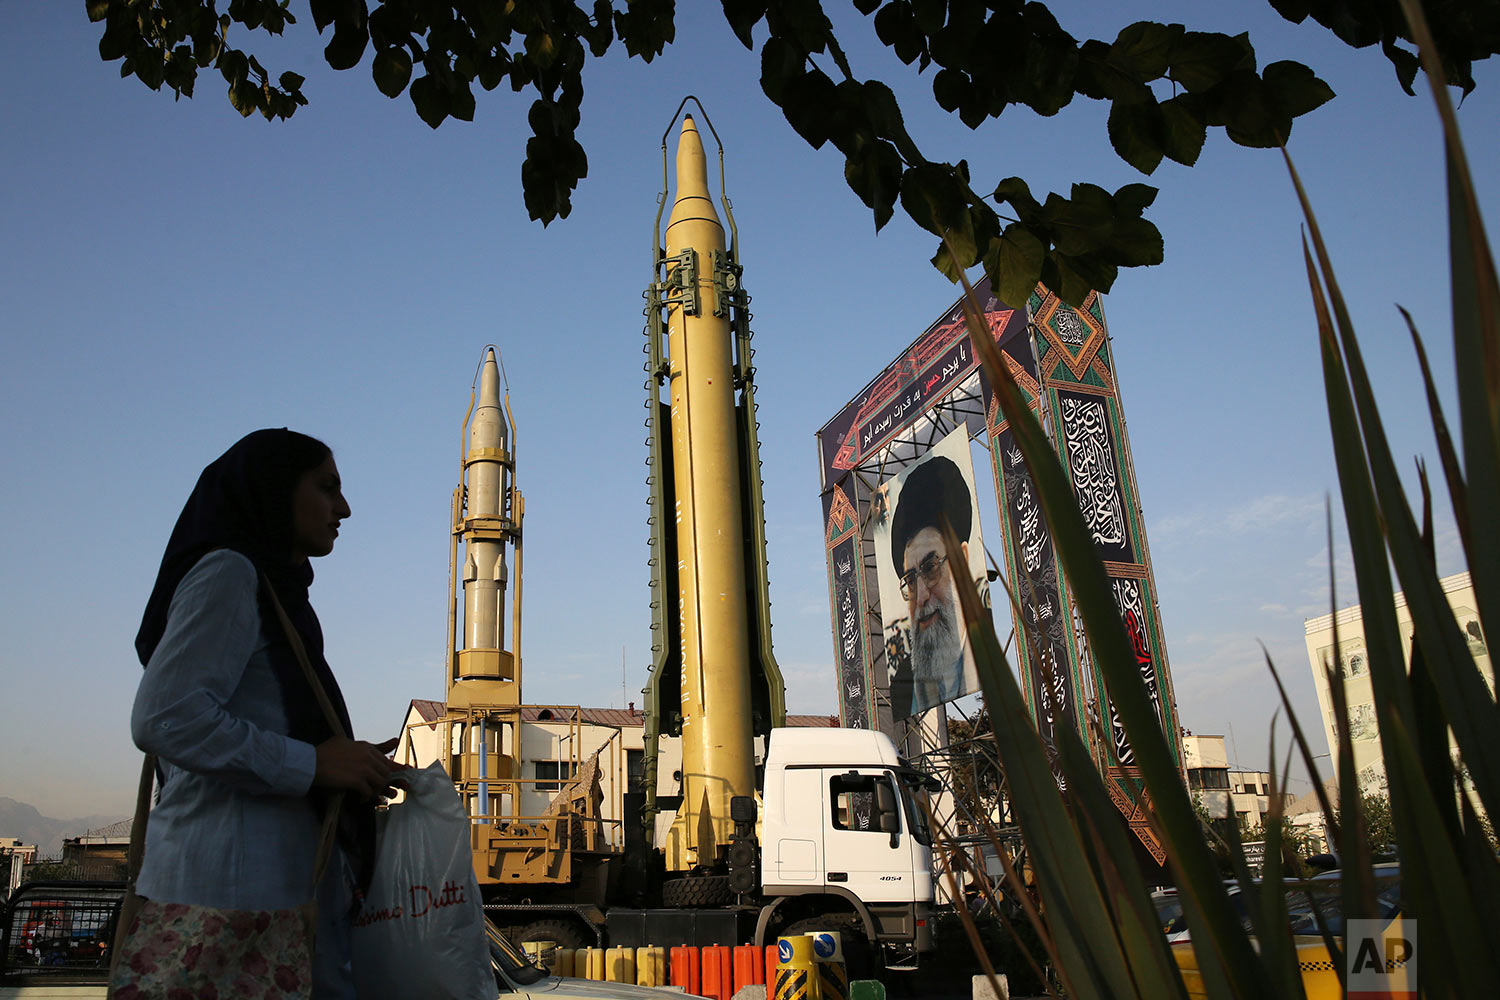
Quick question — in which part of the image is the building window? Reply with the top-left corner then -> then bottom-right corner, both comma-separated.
627,749 -> 645,792
1188,767 -> 1230,790
535,760 -> 576,793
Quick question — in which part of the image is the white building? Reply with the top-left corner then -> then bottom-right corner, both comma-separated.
397,699 -> 839,849
1303,570 -> 1490,796
1181,733 -> 1292,831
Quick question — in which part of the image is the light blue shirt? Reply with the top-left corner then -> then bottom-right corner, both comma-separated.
131,549 -> 355,998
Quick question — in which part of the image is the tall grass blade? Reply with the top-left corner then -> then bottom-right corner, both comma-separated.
1249,731 -> 1303,999
991,832 -> 1068,999
1320,498 -> 1376,929
939,517 -> 1132,999
1295,160 -> 1500,822
1053,725 -> 1188,999
1401,306 -> 1472,563
1397,0 -> 1500,688
948,262 -> 1272,998
1260,645 -> 1340,845
1383,713 -> 1500,996
930,812 -> 1013,1000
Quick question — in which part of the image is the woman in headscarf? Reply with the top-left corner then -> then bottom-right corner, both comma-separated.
127,429 -> 403,998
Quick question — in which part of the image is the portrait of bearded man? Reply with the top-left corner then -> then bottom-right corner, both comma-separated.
886,454 -> 978,719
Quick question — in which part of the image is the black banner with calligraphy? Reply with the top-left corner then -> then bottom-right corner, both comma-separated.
1024,287 -> 1178,864
995,424 -> 1076,783
824,484 -> 871,728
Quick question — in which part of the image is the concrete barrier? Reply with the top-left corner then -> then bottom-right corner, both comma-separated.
971,972 -> 1010,1000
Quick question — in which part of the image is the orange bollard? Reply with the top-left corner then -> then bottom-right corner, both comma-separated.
734,944 -> 765,991
701,945 -> 733,1000
767,944 -> 780,981
670,944 -> 701,995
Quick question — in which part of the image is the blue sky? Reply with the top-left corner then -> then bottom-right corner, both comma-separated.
2,3 -> 1494,820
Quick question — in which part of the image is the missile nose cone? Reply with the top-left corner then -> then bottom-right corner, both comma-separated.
666,115 -> 722,245
476,348 -> 508,446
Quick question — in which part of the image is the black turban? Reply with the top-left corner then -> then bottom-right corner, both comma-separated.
889,455 -> 972,574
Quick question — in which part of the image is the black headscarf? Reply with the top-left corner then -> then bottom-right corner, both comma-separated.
136,428 -> 354,746
136,429 -> 374,887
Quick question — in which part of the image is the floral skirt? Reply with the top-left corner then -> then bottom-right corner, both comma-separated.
108,898 -> 316,1000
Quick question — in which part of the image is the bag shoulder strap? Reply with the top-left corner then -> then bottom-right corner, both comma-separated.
122,754 -> 155,891
258,572 -> 347,881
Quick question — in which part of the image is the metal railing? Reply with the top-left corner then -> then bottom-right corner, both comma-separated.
1,880 -> 124,979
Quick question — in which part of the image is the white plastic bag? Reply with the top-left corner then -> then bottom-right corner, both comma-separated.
351,762 -> 496,1000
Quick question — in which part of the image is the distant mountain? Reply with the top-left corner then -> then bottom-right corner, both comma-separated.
0,798 -> 128,857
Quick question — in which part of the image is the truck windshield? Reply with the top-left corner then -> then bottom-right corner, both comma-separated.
897,773 -> 933,846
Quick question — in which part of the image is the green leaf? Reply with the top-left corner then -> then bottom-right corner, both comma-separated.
227,77 -> 258,118
448,79 -> 476,122
86,0 -> 110,22
309,0 -> 340,33
873,0 -> 923,65
843,138 -> 902,231
861,81 -> 921,162
1168,30 -> 1249,92
721,0 -> 768,50
899,162 -> 967,237
1058,251 -> 1117,296
933,68 -> 965,112
372,48 -> 412,98
1104,217 -> 1163,267
1219,71 -> 1290,148
1159,94 -> 1206,166
1042,186 -> 1113,257
324,21 -> 369,72
1107,97 -> 1164,175
1112,182 -> 1157,216
1262,60 -> 1334,118
991,222 -> 1046,309
409,73 -> 448,128
278,71 -> 305,92
1108,21 -> 1182,80
758,34 -> 804,104
992,176 -> 1041,218
1382,37 -> 1420,97
780,68 -> 836,149
911,0 -> 945,36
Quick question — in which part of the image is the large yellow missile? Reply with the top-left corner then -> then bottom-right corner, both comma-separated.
662,116 -> 756,869
450,346 -> 522,708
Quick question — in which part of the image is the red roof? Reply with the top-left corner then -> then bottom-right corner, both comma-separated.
408,699 -> 837,729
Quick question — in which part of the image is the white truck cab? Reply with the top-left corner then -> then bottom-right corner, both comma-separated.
756,728 -> 937,967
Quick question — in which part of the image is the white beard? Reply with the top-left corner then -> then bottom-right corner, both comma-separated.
911,595 -> 962,683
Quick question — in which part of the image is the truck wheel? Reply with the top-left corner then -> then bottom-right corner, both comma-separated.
780,914 -> 879,982
515,918 -> 588,952
661,875 -> 734,907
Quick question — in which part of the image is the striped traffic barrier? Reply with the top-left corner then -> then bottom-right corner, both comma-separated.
807,931 -> 848,1000
775,934 -> 818,1000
